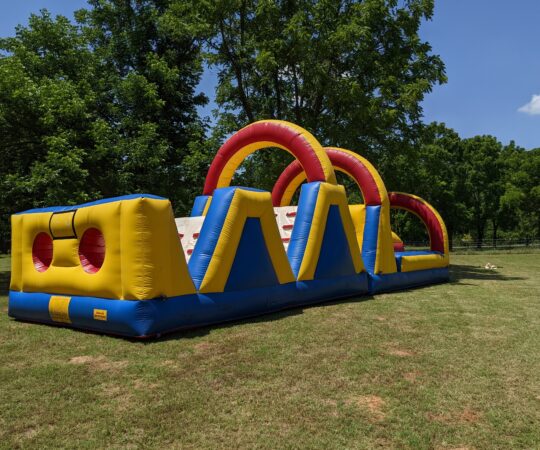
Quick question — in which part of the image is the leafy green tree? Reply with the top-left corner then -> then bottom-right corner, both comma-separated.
498,144 -> 540,241
167,0 -> 446,190
407,122 -> 468,249
0,4 -> 210,251
391,129 -> 538,249
0,12 -> 98,250
76,0 -> 209,211
461,135 -> 503,248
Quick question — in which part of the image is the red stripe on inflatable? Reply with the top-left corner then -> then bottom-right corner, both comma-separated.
388,193 -> 445,253
203,122 -> 327,195
271,148 -> 382,206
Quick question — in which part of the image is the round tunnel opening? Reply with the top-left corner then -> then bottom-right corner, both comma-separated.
79,228 -> 105,274
32,232 -> 53,272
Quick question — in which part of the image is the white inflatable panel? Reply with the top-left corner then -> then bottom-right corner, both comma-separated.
273,206 -> 298,251
175,205 -> 298,260
175,216 -> 205,261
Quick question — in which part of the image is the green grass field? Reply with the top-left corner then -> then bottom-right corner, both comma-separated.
1,253 -> 539,449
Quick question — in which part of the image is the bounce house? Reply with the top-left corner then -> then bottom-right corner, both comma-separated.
8,120 -> 449,337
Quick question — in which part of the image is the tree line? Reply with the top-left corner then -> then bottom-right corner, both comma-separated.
0,0 -> 538,252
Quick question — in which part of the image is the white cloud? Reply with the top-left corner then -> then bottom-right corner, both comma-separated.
518,94 -> 540,115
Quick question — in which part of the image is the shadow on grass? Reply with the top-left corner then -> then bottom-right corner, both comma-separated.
163,266 -> 528,342
143,294 -> 375,343
0,269 -> 10,297
449,264 -> 526,285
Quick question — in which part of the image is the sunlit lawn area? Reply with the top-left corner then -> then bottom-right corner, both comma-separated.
0,253 -> 539,449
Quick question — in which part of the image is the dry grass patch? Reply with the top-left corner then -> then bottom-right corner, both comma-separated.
347,394 -> 386,421
427,408 -> 483,425
403,371 -> 422,382
436,447 -> 476,450
68,355 -> 128,371
387,348 -> 415,357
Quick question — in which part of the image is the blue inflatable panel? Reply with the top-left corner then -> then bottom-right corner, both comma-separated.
315,205 -> 356,279
362,205 -> 380,274
9,272 -> 369,338
8,291 -> 161,337
225,218 -> 279,291
190,195 -> 210,216
369,267 -> 450,294
188,187 -> 238,288
287,182 -> 320,277
188,187 -> 267,289
16,193 -> 165,215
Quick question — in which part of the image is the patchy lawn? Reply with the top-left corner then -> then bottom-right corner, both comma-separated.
0,253 -> 539,449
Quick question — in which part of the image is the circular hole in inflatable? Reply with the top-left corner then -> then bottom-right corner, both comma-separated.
79,228 -> 105,274
32,232 -> 53,272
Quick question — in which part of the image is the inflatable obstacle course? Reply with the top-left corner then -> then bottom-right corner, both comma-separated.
8,120 -> 449,337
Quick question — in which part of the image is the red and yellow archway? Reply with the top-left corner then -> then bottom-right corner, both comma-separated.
203,120 -> 336,196
388,192 -> 449,255
272,147 -> 387,207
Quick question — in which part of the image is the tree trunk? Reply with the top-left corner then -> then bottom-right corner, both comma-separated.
476,222 -> 484,249
219,20 -> 254,122
292,65 -> 301,123
274,70 -> 282,119
448,229 -> 453,251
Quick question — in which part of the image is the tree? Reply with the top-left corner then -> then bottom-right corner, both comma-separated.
0,3 -> 210,251
76,0 -> 210,212
0,11 -> 99,250
407,122 -> 468,249
461,136 -> 503,248
167,0 -> 446,191
393,130 -> 538,249
498,145 -> 540,241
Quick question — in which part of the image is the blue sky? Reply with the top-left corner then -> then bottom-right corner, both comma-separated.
1,0 -> 538,149
420,0 -> 540,149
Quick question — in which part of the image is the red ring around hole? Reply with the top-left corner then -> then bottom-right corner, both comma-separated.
79,228 -> 105,274
32,232 -> 53,272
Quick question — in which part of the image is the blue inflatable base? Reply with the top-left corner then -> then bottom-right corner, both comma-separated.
9,268 -> 450,338
9,272 -> 370,338
369,267 -> 450,294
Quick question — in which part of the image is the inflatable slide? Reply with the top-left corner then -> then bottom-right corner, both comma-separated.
8,120 -> 449,337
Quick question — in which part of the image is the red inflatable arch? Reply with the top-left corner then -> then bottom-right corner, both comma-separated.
272,147 -> 387,206
203,120 -> 336,196
388,192 -> 447,254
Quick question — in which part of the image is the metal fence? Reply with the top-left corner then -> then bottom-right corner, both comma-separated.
405,239 -> 540,252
